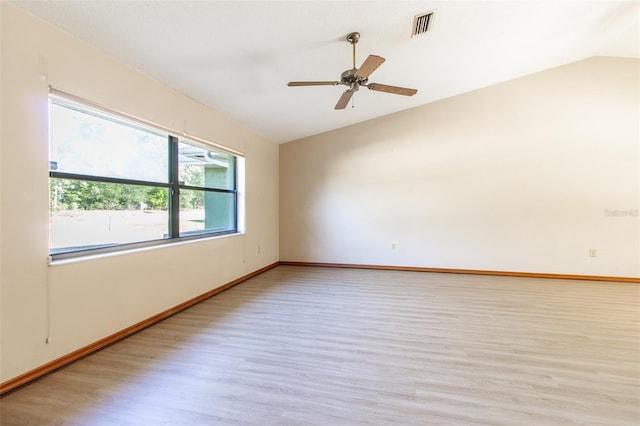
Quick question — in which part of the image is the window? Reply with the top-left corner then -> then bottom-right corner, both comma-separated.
49,94 -> 242,259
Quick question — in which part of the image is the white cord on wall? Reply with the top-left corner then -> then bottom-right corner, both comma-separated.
46,256 -> 52,344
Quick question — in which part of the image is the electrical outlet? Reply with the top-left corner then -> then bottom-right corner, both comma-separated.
257,245 -> 261,254
391,243 -> 397,250
589,249 -> 597,258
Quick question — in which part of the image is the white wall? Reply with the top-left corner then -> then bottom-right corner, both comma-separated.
280,56 -> 639,278
0,3 -> 278,383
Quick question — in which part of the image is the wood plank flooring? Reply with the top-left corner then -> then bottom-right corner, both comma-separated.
1,265 -> 638,425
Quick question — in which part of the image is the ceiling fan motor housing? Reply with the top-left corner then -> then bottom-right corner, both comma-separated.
340,69 -> 367,90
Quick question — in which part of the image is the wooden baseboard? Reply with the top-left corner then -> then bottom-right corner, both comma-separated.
279,261 -> 640,283
0,261 -> 280,397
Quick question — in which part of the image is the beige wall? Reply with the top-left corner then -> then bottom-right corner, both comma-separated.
280,57 -> 639,278
0,3 -> 278,383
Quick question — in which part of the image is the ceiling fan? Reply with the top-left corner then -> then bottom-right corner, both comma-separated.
288,32 -> 418,110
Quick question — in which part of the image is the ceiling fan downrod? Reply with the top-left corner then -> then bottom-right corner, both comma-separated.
347,32 -> 360,69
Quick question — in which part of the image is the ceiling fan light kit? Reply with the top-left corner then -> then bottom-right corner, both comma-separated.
288,32 -> 417,110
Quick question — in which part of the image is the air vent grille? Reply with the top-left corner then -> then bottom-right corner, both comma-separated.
412,11 -> 435,37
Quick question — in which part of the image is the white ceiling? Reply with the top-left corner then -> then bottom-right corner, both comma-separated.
13,1 -> 640,144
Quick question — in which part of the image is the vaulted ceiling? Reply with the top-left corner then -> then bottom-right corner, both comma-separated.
13,1 -> 640,143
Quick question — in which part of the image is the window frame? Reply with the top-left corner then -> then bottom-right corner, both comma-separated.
48,90 -> 242,260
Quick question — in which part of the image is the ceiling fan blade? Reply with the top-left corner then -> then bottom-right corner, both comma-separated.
288,81 -> 339,87
335,90 -> 354,110
355,55 -> 385,79
367,83 -> 417,96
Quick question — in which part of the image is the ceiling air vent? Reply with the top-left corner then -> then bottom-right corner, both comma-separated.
412,11 -> 435,37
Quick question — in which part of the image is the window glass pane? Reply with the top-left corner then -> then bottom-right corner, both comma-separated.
48,95 -> 241,258
179,189 -> 235,236
178,140 -> 236,190
50,178 -> 169,253
50,102 -> 168,183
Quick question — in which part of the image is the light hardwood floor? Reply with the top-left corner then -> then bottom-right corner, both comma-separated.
1,265 -> 638,425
